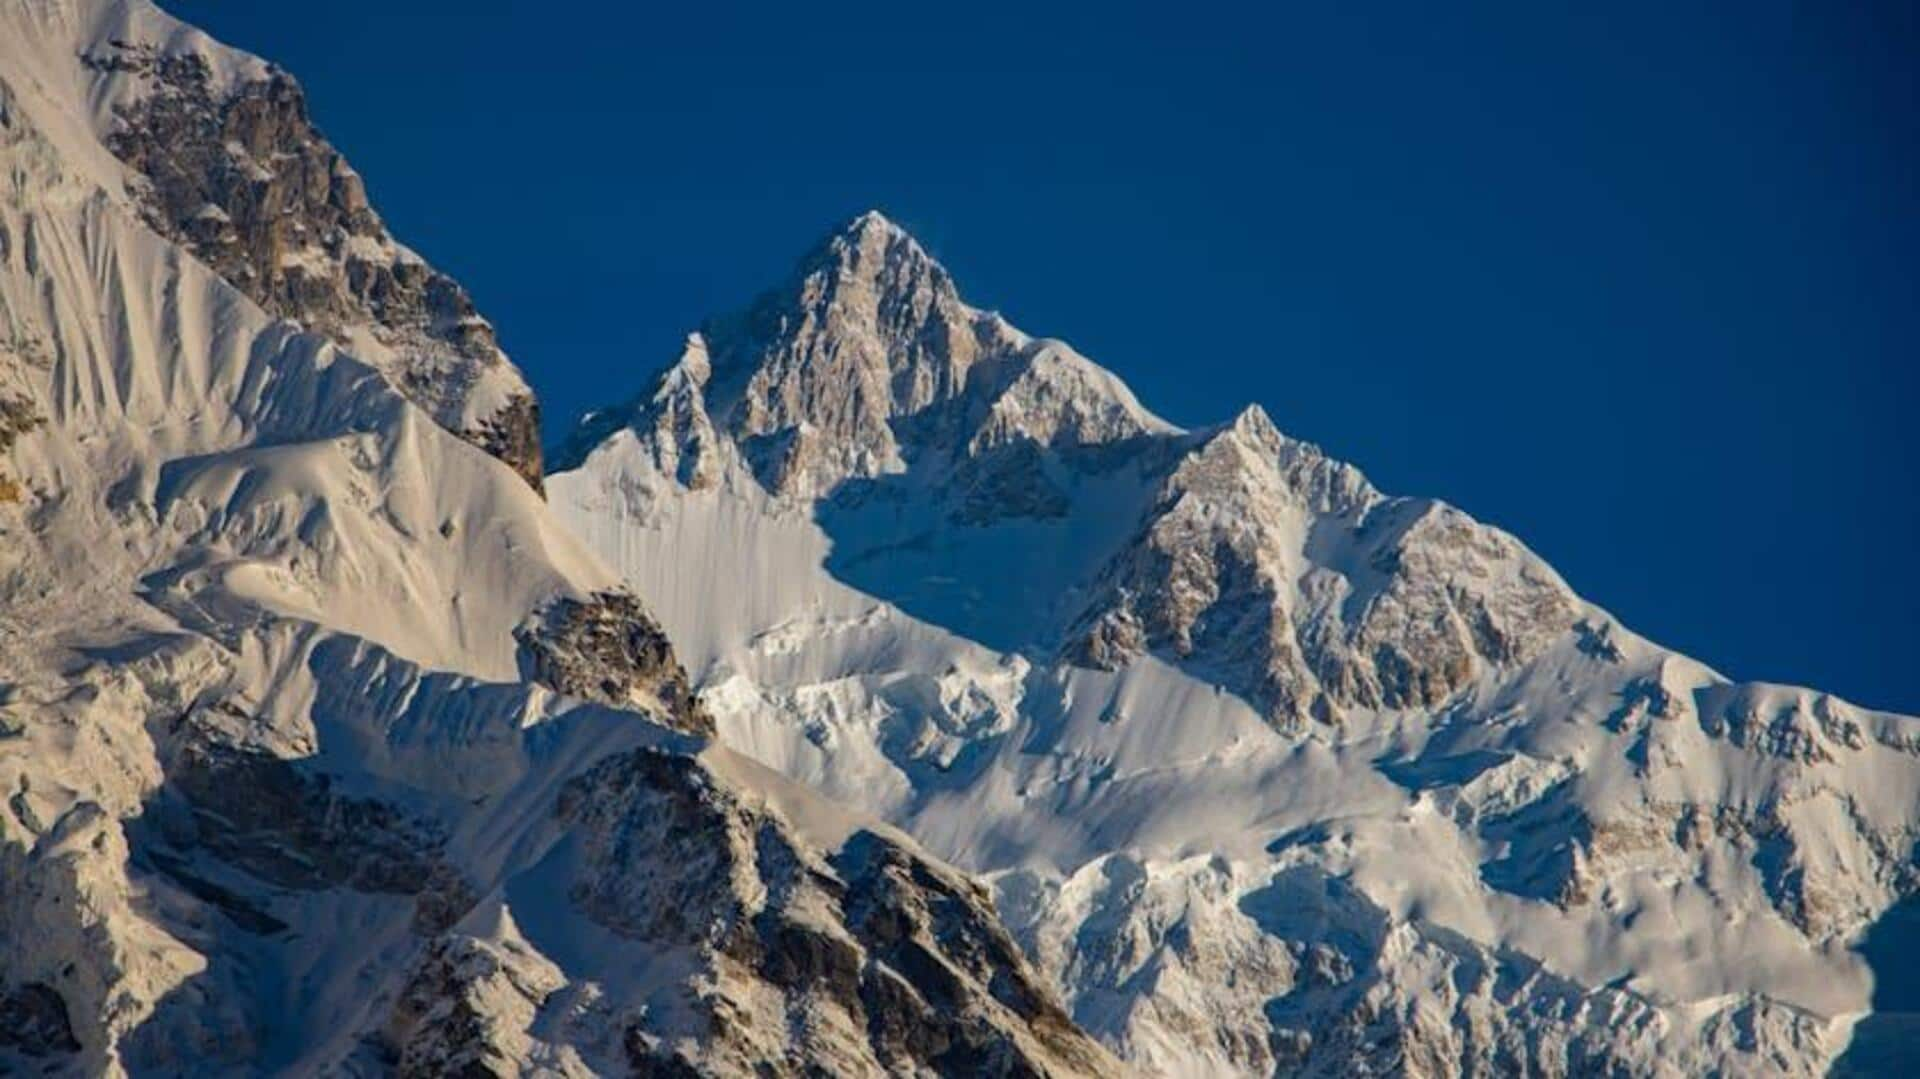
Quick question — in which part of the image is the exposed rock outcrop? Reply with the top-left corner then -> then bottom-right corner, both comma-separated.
517,590 -> 715,736
90,35 -> 544,490
1068,405 -> 1579,727
552,747 -> 1120,1077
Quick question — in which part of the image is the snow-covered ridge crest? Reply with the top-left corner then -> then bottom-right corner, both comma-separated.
552,212 -> 1920,1075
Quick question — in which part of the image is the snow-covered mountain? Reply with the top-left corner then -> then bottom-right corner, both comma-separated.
4,0 -> 1914,1074
551,211 -> 1920,1075
0,3 -> 1118,1075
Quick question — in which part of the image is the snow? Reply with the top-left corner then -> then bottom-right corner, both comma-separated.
0,14 -> 1117,1073
2,2 -> 1914,1072
547,210 -> 1920,1075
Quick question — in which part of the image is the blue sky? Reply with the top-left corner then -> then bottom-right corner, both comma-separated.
168,1 -> 1916,712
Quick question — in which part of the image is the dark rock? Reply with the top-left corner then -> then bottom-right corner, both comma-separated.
0,982 -> 80,1056
92,40 -> 543,490
554,748 -> 1118,1076
467,393 -> 544,494
517,591 -> 713,735
157,720 -> 459,905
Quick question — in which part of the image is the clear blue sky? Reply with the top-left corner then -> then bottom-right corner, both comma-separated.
168,1 -> 1916,712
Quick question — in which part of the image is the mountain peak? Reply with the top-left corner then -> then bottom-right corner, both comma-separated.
789,208 -> 946,297
545,203 -> 1920,1078
842,208 -> 908,241
599,212 -> 1187,501
1222,402 -> 1281,444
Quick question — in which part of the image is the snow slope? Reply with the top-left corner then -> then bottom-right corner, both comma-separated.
0,5 -> 1116,1075
552,210 -> 1920,1076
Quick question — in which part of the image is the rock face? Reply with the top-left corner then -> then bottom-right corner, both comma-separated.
550,211 -> 1920,1076
547,747 -> 1116,1076
377,742 -> 1121,1078
0,3 -> 1111,1076
704,210 -> 1024,500
1069,405 -> 1580,727
517,590 -> 716,736
560,212 -> 1175,509
0,393 -> 40,501
87,28 -> 543,490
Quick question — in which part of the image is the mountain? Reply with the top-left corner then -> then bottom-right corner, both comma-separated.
0,3 -> 1117,1075
551,211 -> 1920,1075
5,0 -> 1914,1074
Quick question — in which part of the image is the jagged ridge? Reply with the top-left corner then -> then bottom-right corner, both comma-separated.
552,210 -> 1920,1076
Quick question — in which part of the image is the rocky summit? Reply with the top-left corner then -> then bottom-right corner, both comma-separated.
1,2 -> 1915,1078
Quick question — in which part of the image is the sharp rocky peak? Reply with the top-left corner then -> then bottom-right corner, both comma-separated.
577,212 -> 1189,500
667,212 -> 981,496
731,210 -> 978,341
805,209 -> 938,281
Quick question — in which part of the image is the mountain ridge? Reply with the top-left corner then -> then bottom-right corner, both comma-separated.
4,0 -> 1915,1071
552,208 -> 1920,1075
